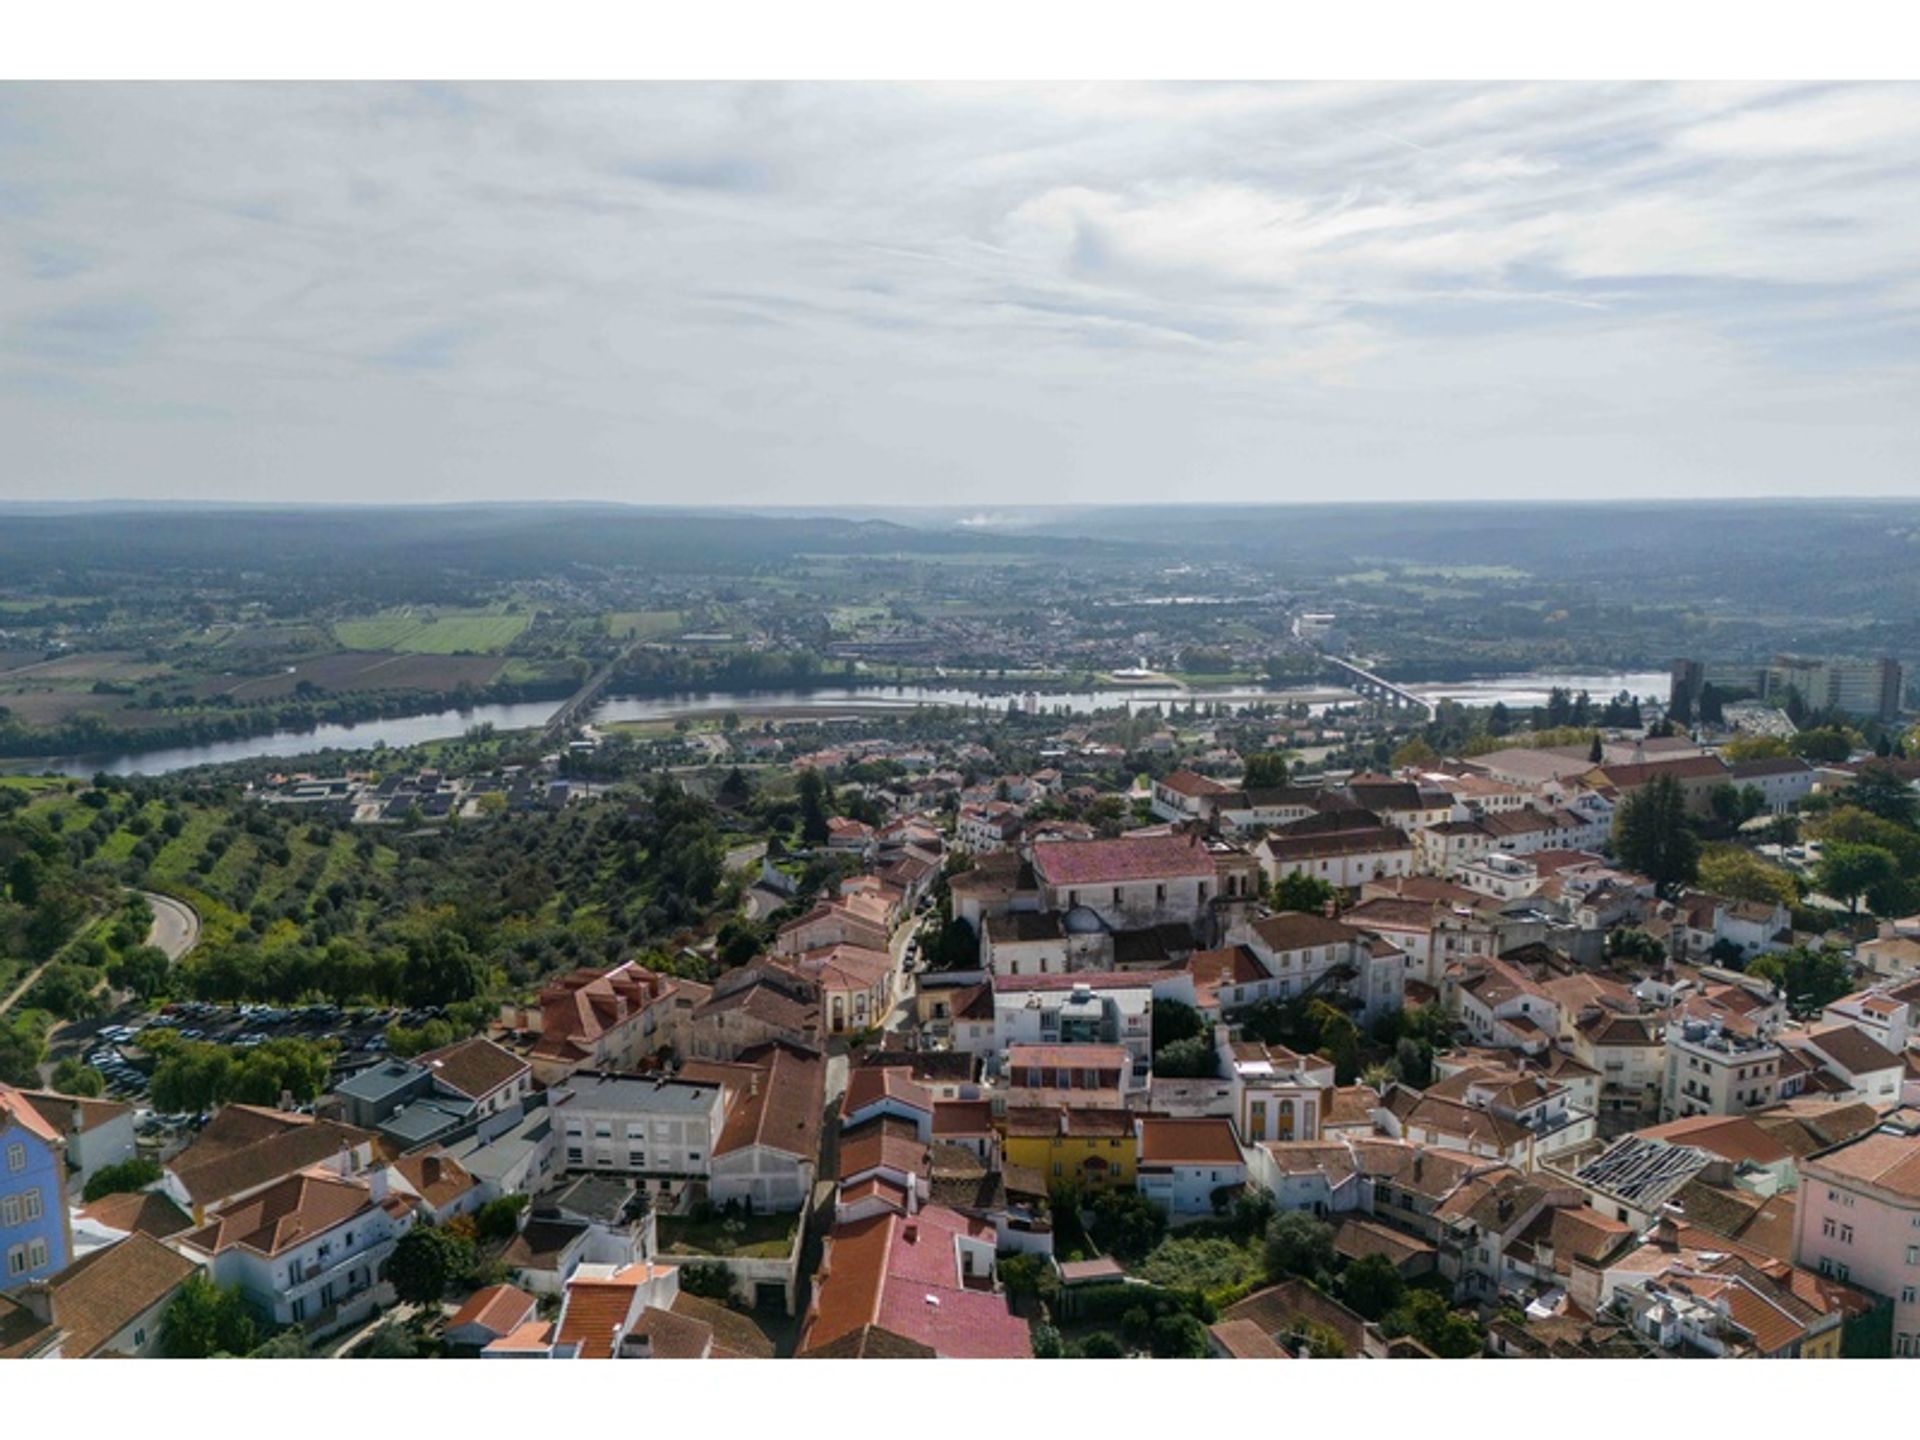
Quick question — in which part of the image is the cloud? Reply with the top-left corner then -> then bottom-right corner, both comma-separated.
0,81 -> 1916,504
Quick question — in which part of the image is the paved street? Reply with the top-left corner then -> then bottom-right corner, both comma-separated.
881,905 -> 925,1035
141,890 -> 201,961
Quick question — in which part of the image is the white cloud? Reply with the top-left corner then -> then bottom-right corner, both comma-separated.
0,80 -> 1917,504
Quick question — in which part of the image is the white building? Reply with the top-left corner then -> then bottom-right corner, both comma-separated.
175,1160 -> 409,1334
1136,1118 -> 1247,1219
1662,1019 -> 1783,1120
552,1075 -> 728,1195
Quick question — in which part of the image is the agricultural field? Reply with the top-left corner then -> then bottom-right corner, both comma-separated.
604,609 -> 686,640
0,650 -> 171,682
194,650 -> 508,701
332,607 -> 532,654
0,689 -> 167,728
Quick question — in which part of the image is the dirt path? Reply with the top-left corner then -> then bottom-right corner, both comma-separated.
0,957 -> 54,1016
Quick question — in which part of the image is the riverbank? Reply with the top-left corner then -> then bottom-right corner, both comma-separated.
0,669 -> 1671,780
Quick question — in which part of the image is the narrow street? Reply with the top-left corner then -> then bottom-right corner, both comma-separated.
880,905 -> 925,1036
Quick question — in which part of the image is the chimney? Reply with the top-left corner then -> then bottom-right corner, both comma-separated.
17,1282 -> 55,1329
368,1164 -> 390,1204
1655,1202 -> 1683,1250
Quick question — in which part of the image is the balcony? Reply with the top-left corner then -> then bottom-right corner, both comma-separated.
284,1237 -> 397,1306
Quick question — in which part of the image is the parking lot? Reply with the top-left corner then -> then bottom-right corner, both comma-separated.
52,999 -> 452,1107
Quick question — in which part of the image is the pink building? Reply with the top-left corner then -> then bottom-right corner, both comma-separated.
1793,1117 -> 1920,1356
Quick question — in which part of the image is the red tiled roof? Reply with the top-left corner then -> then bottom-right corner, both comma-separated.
0,1084 -> 62,1145
843,1065 -> 933,1118
1031,834 -> 1214,888
1137,1116 -> 1242,1166
415,1036 -> 528,1101
1007,1043 -> 1130,1073
1250,911 -> 1367,952
448,1283 -> 538,1338
178,1169 -> 375,1259
801,1206 -> 1028,1359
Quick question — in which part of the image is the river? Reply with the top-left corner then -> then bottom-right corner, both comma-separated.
4,670 -> 1670,778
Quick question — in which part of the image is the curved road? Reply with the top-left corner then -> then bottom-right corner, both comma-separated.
0,890 -> 199,1018
140,891 -> 201,962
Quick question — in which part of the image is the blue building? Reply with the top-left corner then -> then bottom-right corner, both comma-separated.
1,1085 -> 71,1292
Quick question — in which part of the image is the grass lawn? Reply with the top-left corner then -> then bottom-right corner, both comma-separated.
333,607 -> 531,654
600,719 -> 688,740
605,609 -> 686,641
656,1210 -> 799,1259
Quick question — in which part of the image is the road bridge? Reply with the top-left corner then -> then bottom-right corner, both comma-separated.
1316,652 -> 1437,717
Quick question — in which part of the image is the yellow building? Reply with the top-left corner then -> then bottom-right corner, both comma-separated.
1003,1106 -> 1136,1189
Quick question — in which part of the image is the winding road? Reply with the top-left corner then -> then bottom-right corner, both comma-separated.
0,890 -> 198,1017
140,890 -> 201,961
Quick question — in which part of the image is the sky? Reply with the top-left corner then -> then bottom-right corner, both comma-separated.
2,81 -> 1919,506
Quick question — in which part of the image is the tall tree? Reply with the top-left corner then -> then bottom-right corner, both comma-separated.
161,1274 -> 258,1358
1847,762 -> 1918,829
1815,842 -> 1901,917
796,767 -> 831,846
1611,774 -> 1700,891
1242,751 -> 1292,789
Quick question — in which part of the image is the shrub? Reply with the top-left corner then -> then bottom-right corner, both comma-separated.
83,1155 -> 163,1202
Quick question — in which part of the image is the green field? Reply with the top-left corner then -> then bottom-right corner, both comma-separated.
605,610 -> 686,641
0,775 -> 68,793
333,608 -> 531,654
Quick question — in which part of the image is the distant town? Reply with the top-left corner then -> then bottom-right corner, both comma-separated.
4,506 -> 1920,1360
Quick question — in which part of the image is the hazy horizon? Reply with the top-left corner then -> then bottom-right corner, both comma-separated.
5,81 -> 1920,506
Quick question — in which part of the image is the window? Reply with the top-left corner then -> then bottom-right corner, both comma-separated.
26,1238 -> 46,1270
1903,1287 -> 1917,1305
1840,1224 -> 1854,1245
5,1144 -> 22,1173
5,1245 -> 23,1276
0,1195 -> 18,1226
21,1189 -> 39,1222
133,1327 -> 146,1347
